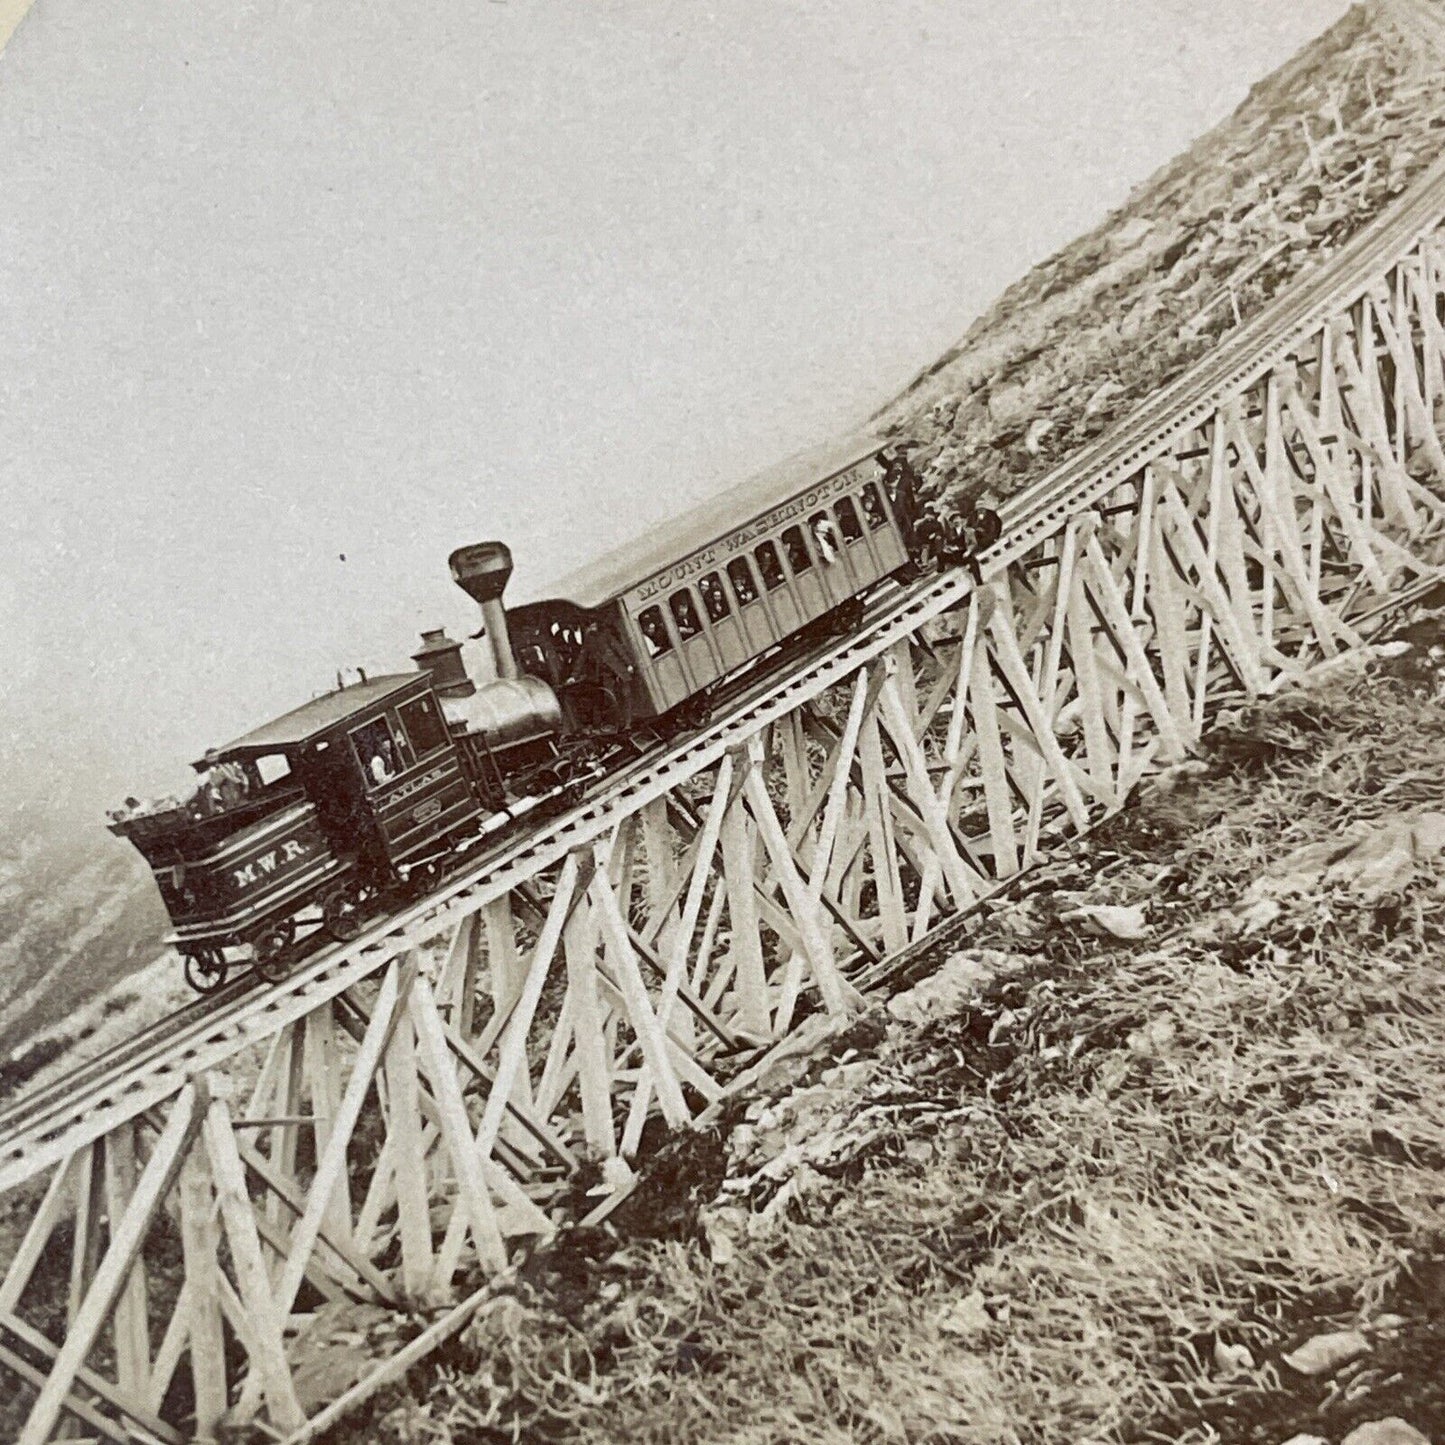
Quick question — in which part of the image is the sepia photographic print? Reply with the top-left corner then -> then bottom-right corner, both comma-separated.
1,2 -> 1444,1441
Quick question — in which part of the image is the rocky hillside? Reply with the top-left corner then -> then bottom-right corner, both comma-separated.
877,2 -> 1445,515
337,610 -> 1445,1445
0,802 -> 163,1060
321,7 -> 1445,1443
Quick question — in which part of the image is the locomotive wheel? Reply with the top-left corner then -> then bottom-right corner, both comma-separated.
252,918 -> 296,984
560,775 -> 591,808
407,862 -> 441,898
322,887 -> 363,942
183,947 -> 229,995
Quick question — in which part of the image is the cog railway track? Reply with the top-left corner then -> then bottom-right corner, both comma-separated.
3,127 -> 1445,1445
3,154 -> 1445,1197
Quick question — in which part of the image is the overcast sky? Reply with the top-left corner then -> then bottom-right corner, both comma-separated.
0,0 -> 1348,811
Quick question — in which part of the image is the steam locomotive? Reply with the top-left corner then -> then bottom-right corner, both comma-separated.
110,438 -> 996,992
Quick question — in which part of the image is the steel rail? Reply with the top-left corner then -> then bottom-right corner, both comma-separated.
2,156 -> 1443,1196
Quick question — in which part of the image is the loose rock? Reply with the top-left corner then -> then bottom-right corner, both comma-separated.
936,1289 -> 992,1339
1281,1328 -> 1371,1377
888,948 -> 1015,1024
1059,902 -> 1150,940
1213,1338 -> 1256,1375
1024,416 -> 1054,454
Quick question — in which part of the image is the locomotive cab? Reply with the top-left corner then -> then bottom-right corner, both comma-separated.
110,672 -> 486,992
218,672 -> 485,889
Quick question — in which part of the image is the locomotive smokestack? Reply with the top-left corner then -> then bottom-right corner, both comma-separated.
412,627 -> 475,698
448,542 -> 519,681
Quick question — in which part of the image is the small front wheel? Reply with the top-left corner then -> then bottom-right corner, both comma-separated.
322,887 -> 363,942
183,947 -> 230,995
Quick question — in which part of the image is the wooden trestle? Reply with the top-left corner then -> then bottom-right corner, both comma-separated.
4,178 -> 1445,1444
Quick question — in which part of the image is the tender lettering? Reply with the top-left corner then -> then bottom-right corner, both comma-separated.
232,838 -> 309,890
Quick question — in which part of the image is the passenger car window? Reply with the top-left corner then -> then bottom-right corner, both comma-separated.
698,572 -> 731,623
860,482 -> 887,530
351,717 -> 401,788
399,694 -> 449,758
727,557 -> 759,606
810,512 -> 841,563
754,541 -> 786,591
637,606 -> 673,658
835,497 -> 863,543
781,526 -> 813,573
670,589 -> 703,641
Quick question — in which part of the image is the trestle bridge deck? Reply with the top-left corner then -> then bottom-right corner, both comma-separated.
3,151 -> 1445,1445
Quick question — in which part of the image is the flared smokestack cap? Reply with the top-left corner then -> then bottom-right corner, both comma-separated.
449,542 -> 514,606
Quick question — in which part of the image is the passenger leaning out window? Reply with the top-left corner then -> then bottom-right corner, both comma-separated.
810,512 -> 840,563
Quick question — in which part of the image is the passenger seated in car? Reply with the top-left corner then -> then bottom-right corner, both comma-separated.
639,610 -> 669,658
369,738 -> 397,784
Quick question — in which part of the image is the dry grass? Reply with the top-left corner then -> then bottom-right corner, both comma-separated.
340,630 -> 1445,1445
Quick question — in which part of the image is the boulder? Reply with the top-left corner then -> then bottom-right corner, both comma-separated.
986,380 -> 1032,427
1340,1421 -> 1432,1445
1083,378 -> 1126,416
1024,417 -> 1055,455
936,1289 -> 992,1339
1281,1328 -> 1370,1377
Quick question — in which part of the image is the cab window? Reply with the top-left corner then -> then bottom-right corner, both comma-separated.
637,605 -> 673,658
698,572 -> 731,623
860,482 -> 888,530
670,589 -> 703,641
256,753 -> 292,788
352,717 -> 401,788
754,541 -> 786,591
835,496 -> 863,543
398,694 -> 448,758
727,557 -> 759,605
781,526 -> 813,573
